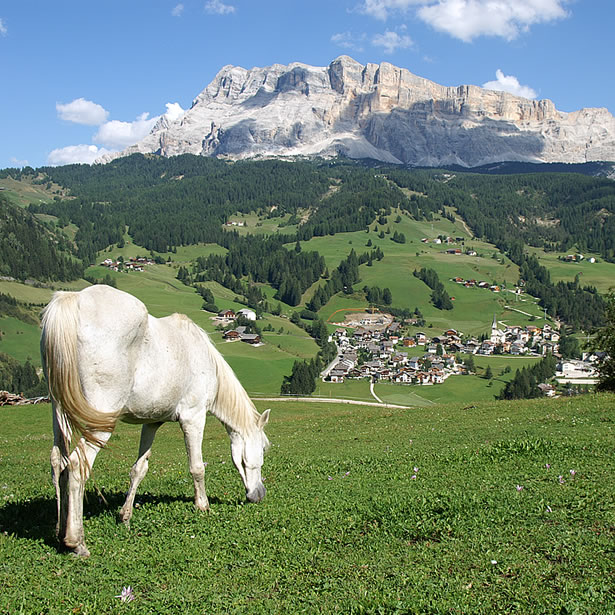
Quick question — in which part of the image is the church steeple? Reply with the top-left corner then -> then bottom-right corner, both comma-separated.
492,313 -> 498,331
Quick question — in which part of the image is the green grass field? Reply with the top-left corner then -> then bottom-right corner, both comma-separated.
0,176 -> 59,207
1,394 -> 614,613
526,246 -> 615,294
0,316 -> 42,364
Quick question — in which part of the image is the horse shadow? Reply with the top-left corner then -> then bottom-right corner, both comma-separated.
0,490 -> 234,549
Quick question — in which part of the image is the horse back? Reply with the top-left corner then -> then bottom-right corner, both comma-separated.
122,312 -> 218,422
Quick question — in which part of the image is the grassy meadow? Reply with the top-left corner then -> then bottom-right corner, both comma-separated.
1,394 -> 614,613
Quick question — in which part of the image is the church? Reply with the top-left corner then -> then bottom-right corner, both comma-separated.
490,314 -> 507,345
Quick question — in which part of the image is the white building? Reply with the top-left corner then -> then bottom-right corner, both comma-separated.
237,308 -> 257,321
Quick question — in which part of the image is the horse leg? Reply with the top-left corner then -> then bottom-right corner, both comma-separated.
119,422 -> 162,526
179,416 -> 209,511
51,405 -> 71,540
62,432 -> 111,557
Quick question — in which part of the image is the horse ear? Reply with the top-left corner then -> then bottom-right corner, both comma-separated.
258,408 -> 270,428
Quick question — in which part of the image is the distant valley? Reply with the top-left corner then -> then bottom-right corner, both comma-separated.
0,155 -> 614,403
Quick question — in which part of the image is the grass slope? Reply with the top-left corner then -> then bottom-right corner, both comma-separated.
0,202 -> 612,399
1,394 -> 614,613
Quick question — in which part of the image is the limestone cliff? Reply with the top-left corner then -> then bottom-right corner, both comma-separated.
100,56 -> 615,167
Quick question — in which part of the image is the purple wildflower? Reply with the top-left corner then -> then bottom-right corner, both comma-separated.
516,485 -> 523,492
558,475 -> 565,484
570,469 -> 576,477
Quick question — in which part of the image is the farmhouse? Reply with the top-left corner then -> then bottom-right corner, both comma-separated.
241,334 -> 261,345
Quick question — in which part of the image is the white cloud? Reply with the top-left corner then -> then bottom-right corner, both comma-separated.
360,0 -> 425,20
93,112 -> 158,149
172,3 -> 184,17
205,0 -> 235,15
47,145 -> 113,166
57,98 -> 109,126
331,31 -> 367,52
372,30 -> 413,53
483,69 -> 537,98
418,0 -> 569,42
358,0 -> 570,41
164,102 -> 185,122
0,18 -> 7,36
10,157 -> 29,167
50,102 -> 186,165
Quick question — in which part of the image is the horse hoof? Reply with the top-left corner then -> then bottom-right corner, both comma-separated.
69,543 -> 90,558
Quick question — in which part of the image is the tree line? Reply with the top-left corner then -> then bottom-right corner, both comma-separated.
413,267 -> 454,310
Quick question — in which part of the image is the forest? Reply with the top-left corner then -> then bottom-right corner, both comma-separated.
2,154 -> 613,332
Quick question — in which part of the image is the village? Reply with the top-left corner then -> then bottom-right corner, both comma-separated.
324,310 -> 599,388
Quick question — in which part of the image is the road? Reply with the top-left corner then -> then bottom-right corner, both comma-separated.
253,396 -> 413,410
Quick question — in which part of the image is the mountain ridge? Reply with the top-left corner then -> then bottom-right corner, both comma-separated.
99,56 -> 615,168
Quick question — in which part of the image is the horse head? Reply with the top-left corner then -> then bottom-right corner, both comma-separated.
229,409 -> 270,503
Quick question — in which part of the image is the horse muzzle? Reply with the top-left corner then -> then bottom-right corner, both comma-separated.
246,484 -> 266,503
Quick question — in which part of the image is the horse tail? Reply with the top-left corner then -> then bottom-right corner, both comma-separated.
201,329 -> 261,435
41,291 -> 116,451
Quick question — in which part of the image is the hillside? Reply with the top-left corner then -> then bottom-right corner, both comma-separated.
0,155 -> 613,402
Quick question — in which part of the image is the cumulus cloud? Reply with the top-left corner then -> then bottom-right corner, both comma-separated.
57,98 -> 109,126
418,0 -> 569,42
93,112 -> 158,149
172,3 -> 184,17
483,69 -> 537,98
372,30 -> 413,53
50,101 -> 186,165
205,0 -> 235,15
358,0 -> 570,41
10,157 -> 29,167
47,145 -> 113,166
331,31 -> 367,52
0,18 -> 7,36
360,0 -> 424,20
164,102 -> 186,122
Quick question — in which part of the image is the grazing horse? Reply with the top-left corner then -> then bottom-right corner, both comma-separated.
41,285 -> 270,557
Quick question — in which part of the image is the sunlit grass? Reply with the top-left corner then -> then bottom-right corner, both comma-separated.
2,394 -> 614,613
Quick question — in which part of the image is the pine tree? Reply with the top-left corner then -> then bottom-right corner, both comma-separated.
594,292 -> 615,391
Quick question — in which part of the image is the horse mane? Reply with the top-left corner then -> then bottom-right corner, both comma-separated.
41,291 -> 117,450
185,317 -> 264,437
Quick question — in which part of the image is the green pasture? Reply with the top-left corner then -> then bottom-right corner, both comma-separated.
0,316 -> 42,365
526,246 -> 615,294
0,279 -> 89,305
224,213 -> 299,236
0,176 -> 57,207
297,211 -> 531,336
375,355 -> 541,406
311,378 -> 373,402
2,394 -> 614,613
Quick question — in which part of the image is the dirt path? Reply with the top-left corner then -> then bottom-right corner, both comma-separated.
253,397 -> 413,410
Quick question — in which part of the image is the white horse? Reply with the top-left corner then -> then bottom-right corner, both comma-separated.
41,285 -> 270,557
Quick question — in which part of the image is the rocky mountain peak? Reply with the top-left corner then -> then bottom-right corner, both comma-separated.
99,56 -> 615,167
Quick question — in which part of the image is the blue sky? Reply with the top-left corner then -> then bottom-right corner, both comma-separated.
0,1 -> 612,168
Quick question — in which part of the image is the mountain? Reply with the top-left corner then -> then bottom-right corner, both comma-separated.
100,56 -> 615,168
